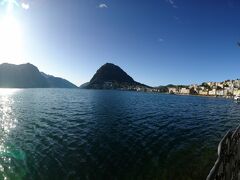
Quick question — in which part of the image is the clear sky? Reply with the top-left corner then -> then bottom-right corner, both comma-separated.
0,0 -> 240,86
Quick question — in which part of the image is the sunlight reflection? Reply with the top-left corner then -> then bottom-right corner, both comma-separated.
0,89 -> 19,180
0,88 -> 21,95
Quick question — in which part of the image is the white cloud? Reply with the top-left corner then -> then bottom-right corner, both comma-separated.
166,0 -> 178,8
21,3 -> 30,10
174,16 -> 179,20
158,38 -> 164,42
99,3 -> 108,9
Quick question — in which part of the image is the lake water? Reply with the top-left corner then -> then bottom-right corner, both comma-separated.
0,89 -> 240,180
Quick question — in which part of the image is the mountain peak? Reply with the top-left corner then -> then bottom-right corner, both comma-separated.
86,63 -> 146,89
90,63 -> 134,84
103,62 -> 116,66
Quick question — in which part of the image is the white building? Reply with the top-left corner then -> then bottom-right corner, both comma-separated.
216,90 -> 224,96
209,89 -> 216,96
168,87 -> 178,94
179,88 -> 190,94
198,90 -> 208,96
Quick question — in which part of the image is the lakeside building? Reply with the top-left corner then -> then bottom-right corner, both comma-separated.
208,89 -> 216,96
198,90 -> 208,96
179,88 -> 190,94
168,87 -> 178,94
233,89 -> 240,96
216,90 -> 224,96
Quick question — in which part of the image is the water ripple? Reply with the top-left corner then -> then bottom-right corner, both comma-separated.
0,89 -> 240,179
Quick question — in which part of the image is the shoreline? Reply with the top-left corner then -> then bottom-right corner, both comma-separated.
163,93 -> 235,99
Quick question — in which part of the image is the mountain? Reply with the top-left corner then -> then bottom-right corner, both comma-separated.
79,82 -> 90,89
85,63 -> 148,89
0,63 -> 77,88
41,72 -> 77,88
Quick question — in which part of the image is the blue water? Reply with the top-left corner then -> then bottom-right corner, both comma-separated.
0,89 -> 240,180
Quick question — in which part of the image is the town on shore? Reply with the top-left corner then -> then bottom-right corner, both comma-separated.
136,79 -> 240,98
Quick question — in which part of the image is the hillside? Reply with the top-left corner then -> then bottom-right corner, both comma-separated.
0,63 -> 77,88
85,63 -> 147,89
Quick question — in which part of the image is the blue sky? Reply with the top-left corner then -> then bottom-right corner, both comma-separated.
0,0 -> 240,86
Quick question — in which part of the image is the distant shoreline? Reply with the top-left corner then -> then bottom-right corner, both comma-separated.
0,88 -> 236,101
166,93 -> 233,99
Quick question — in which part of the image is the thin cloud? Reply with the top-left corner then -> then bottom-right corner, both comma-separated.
174,16 -> 180,20
99,3 -> 108,9
21,3 -> 30,10
166,0 -> 178,8
173,16 -> 182,23
158,38 -> 164,42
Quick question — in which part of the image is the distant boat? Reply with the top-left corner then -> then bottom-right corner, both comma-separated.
234,95 -> 240,102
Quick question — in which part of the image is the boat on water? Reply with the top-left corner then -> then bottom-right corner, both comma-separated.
206,125 -> 240,180
234,95 -> 240,102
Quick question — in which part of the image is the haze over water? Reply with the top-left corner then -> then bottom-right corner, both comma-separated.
0,89 -> 240,179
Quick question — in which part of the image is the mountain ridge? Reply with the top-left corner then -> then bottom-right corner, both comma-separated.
0,63 -> 77,88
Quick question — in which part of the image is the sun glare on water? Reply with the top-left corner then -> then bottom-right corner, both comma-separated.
0,88 -> 20,180
0,0 -> 24,64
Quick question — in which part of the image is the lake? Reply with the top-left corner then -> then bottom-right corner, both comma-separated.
0,89 -> 240,180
